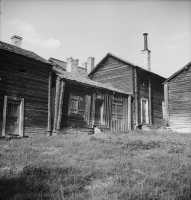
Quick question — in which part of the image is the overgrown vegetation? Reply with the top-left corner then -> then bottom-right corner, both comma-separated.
0,130 -> 191,200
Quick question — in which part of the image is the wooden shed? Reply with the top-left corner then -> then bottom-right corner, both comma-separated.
0,37 -> 52,137
88,52 -> 166,128
48,58 -> 132,134
164,61 -> 191,133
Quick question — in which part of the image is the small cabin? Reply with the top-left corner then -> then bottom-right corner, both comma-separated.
48,57 -> 132,134
0,36 -> 52,137
88,34 -> 166,129
164,61 -> 191,133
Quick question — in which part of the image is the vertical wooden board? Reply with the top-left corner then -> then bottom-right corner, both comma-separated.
128,95 -> 132,130
85,95 -> 91,125
57,81 -> 65,130
91,91 -> 96,127
164,83 -> 169,126
19,98 -> 24,137
2,95 -> 7,136
53,76 -> 61,131
47,68 -> 52,133
134,68 -> 138,126
149,74 -> 152,124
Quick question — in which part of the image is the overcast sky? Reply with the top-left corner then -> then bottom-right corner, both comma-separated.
1,0 -> 191,78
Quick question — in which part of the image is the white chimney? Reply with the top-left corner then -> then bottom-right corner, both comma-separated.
66,57 -> 79,73
141,33 -> 151,71
82,62 -> 87,69
11,35 -> 23,48
87,57 -> 95,74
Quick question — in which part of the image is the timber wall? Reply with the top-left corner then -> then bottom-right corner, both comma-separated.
0,50 -> 50,136
168,65 -> 191,133
137,69 -> 165,126
52,77 -> 130,133
91,57 -> 133,94
151,73 -> 165,126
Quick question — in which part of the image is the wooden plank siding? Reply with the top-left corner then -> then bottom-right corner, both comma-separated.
167,65 -> 191,132
0,50 -> 50,136
90,55 -> 165,127
151,74 -> 165,126
91,57 -> 133,94
51,77 -> 131,133
136,69 -> 165,126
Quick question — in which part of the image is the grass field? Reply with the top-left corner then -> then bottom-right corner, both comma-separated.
0,130 -> 191,200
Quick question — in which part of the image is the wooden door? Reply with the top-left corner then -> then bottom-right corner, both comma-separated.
95,100 -> 103,125
142,99 -> 148,124
6,100 -> 20,135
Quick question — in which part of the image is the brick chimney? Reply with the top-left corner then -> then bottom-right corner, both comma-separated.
87,57 -> 95,74
11,35 -> 23,48
66,57 -> 79,73
141,33 -> 151,71
82,62 -> 87,69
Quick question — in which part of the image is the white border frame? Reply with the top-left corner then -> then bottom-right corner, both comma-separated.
141,98 -> 149,124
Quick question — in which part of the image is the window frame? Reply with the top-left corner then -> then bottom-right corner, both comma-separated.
112,96 -> 123,120
68,93 -> 85,116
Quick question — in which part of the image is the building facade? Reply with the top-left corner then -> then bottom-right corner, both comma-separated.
0,36 -> 52,137
164,61 -> 191,133
88,34 -> 166,128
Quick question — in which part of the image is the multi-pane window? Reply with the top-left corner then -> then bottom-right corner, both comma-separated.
68,94 -> 85,116
112,96 -> 123,119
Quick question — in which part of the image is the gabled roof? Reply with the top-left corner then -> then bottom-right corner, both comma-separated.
53,67 -> 130,95
49,57 -> 88,78
88,52 -> 165,79
49,57 -> 67,70
0,41 -> 48,64
163,61 -> 191,83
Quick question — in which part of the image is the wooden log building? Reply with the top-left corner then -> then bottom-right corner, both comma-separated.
88,34 -> 166,128
164,61 -> 191,133
49,57 -> 132,134
0,36 -> 52,137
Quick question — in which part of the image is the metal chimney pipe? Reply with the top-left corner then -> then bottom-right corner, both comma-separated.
143,33 -> 148,50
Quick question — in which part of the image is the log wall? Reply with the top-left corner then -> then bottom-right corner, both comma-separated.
168,65 -> 191,133
0,50 -> 50,136
91,57 -> 133,94
51,77 -> 130,133
136,69 -> 165,126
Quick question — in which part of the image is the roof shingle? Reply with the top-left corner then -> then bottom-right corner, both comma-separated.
0,41 -> 47,64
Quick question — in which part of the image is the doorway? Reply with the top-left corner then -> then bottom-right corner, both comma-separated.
2,96 -> 24,137
95,99 -> 103,125
141,98 -> 149,124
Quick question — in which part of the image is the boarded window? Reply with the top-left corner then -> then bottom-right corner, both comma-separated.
112,98 -> 123,119
68,94 -> 85,116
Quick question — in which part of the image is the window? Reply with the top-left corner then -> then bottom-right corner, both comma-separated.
68,94 -> 85,116
7,102 -> 19,117
112,96 -> 123,119
141,79 -> 145,85
19,69 -> 26,73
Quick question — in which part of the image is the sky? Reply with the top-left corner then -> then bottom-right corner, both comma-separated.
1,0 -> 191,78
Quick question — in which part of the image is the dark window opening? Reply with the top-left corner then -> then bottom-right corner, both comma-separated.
19,69 -> 26,73
141,79 -> 145,85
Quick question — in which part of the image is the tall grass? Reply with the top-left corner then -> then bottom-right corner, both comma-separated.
0,131 -> 191,199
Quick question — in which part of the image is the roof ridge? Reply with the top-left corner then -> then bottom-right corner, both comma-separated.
0,41 -> 48,64
89,52 -> 165,79
49,57 -> 66,63
164,61 -> 191,83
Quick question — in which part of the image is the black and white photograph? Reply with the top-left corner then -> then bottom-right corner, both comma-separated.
0,0 -> 191,199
